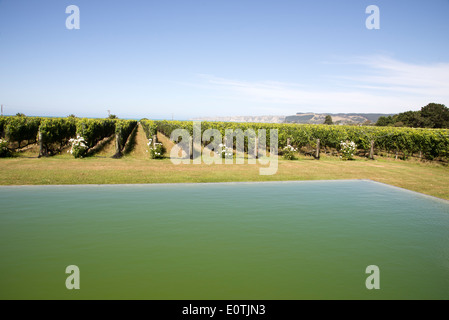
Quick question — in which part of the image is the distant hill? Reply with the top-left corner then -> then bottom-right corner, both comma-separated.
284,113 -> 396,124
191,115 -> 286,123
191,113 -> 396,124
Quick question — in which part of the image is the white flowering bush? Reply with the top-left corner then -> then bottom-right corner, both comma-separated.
340,140 -> 357,160
68,135 -> 88,158
148,139 -> 166,159
0,138 -> 10,157
217,143 -> 234,159
282,144 -> 297,160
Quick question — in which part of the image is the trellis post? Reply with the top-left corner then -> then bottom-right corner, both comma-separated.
369,140 -> 375,160
38,129 -> 44,157
153,135 -> 157,149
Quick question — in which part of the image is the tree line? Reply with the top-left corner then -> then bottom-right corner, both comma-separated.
376,103 -> 449,128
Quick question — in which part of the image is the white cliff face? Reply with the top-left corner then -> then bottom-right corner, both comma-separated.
191,113 -> 390,124
285,113 -> 379,124
191,116 -> 286,123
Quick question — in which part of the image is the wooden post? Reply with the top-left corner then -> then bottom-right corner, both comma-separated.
255,136 -> 259,158
115,133 -> 121,154
419,151 -> 422,160
315,139 -> 320,159
189,136 -> 193,159
395,149 -> 398,160
152,135 -> 157,149
287,138 -> 291,146
38,129 -> 43,157
369,140 -> 375,160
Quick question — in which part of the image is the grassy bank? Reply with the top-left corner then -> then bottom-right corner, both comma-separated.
1,155 -> 448,200
1,123 -> 448,200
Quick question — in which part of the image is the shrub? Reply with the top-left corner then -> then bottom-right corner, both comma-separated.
282,145 -> 297,160
68,136 -> 88,158
0,138 -> 10,157
340,141 -> 357,160
217,143 -> 233,159
147,139 -> 166,159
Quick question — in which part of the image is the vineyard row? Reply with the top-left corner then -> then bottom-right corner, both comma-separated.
1,117 -> 448,160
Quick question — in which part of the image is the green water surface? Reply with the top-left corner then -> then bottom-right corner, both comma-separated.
0,180 -> 448,299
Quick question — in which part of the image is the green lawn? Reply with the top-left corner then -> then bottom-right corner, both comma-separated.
1,154 -> 448,200
1,123 -> 448,200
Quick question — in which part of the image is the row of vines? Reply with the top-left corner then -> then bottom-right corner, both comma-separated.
114,120 -> 138,157
0,116 -> 137,158
2,116 -> 448,161
141,119 -> 165,159
154,120 -> 449,161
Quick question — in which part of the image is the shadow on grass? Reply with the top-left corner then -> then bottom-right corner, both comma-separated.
87,134 -> 115,157
123,123 -> 138,155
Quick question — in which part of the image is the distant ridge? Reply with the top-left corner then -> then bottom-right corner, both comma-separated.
191,113 -> 396,124
191,115 -> 286,123
284,112 -> 396,124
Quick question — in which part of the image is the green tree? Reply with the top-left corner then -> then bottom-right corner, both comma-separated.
420,103 -> 449,128
395,111 -> 428,128
376,115 -> 395,126
108,114 -> 118,119
323,115 -> 333,125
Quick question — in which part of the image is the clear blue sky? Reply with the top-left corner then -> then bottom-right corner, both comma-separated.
0,0 -> 448,119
